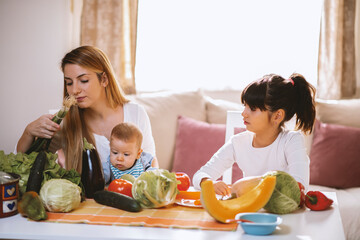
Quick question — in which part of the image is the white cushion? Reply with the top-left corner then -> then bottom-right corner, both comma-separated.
316,98 -> 360,128
202,89 -> 243,103
302,98 -> 360,155
129,90 -> 207,170
205,96 -> 244,124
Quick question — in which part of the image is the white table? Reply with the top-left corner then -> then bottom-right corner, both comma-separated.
0,192 -> 345,240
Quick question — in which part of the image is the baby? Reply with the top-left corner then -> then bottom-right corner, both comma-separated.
108,122 -> 155,181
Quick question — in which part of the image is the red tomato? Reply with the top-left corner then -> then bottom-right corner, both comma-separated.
175,172 -> 191,191
108,179 -> 133,198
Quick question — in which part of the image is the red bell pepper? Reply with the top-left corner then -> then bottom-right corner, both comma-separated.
297,182 -> 305,208
305,191 -> 333,211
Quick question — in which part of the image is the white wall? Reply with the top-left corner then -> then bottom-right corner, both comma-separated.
0,0 -> 74,154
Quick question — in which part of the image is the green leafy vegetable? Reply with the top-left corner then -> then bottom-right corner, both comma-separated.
132,169 -> 178,208
263,171 -> 301,214
83,137 -> 95,151
40,179 -> 81,212
0,151 -> 37,194
0,151 -> 83,196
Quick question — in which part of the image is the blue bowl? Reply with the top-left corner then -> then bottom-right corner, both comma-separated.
235,213 -> 282,235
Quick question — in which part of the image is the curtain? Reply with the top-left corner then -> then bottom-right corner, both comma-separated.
70,0 -> 83,49
356,0 -> 360,97
317,0 -> 357,99
81,0 -> 138,94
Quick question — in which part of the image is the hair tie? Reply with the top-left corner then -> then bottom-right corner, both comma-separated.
289,79 -> 294,86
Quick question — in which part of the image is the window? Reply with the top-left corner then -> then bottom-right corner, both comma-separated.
135,0 -> 322,92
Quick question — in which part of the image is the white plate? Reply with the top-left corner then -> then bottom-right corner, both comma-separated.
175,199 -> 202,208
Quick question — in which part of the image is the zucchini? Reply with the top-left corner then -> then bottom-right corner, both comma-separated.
26,151 -> 47,193
94,190 -> 142,212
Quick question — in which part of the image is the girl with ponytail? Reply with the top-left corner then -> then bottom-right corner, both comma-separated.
193,73 -> 316,196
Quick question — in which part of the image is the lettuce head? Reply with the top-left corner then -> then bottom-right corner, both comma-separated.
40,179 -> 81,212
132,169 -> 178,208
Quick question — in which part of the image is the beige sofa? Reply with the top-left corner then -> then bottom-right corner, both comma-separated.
129,90 -> 360,240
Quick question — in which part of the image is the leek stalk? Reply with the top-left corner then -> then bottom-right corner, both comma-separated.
25,96 -> 76,154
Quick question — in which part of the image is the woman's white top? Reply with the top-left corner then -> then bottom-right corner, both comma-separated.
95,102 -> 156,183
192,130 -> 309,191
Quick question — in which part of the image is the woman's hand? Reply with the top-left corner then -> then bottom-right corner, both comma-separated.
213,180 -> 231,197
26,114 -> 60,139
17,114 -> 60,153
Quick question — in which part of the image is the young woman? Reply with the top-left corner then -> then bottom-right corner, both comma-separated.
17,46 -> 158,183
192,73 -> 316,195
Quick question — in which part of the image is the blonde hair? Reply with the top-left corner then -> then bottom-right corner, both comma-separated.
111,123 -> 143,150
60,46 -> 129,173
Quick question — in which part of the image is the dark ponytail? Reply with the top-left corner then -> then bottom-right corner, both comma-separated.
241,73 -> 316,134
289,73 -> 316,134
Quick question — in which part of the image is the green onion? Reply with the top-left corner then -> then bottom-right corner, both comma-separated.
26,96 -> 77,154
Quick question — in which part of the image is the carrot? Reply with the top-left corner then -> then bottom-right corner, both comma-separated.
176,190 -> 201,200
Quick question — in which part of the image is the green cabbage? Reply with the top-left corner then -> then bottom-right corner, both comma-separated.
40,179 -> 81,212
263,171 -> 300,214
132,169 -> 178,208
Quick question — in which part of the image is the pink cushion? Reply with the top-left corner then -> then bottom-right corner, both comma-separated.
310,120 -> 360,189
172,115 -> 245,183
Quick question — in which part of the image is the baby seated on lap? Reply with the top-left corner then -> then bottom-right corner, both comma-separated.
107,122 -> 155,181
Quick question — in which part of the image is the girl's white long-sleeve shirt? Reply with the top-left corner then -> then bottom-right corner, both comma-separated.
192,130 -> 309,191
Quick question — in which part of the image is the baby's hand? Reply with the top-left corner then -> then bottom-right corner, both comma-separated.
213,181 -> 231,197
